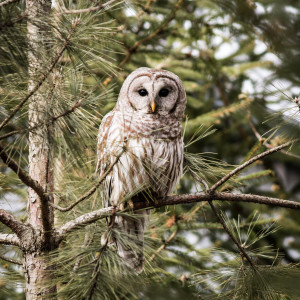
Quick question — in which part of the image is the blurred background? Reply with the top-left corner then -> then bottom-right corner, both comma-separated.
0,0 -> 300,299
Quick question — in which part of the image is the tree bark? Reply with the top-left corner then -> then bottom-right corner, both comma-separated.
24,0 -> 56,298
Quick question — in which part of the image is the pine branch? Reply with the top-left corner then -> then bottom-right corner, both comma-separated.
0,233 -> 20,247
150,227 -> 178,262
0,253 -> 22,265
0,12 -> 28,30
0,18 -> 79,132
0,209 -> 28,237
0,0 -> 19,7
0,142 -> 48,201
209,141 -> 294,193
119,0 -> 183,68
208,201 -> 255,267
51,151 -> 122,212
57,0 -> 119,15
56,192 -> 300,242
0,99 -> 83,141
248,115 -> 300,160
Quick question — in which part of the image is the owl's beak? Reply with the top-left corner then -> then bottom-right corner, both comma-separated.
150,100 -> 156,113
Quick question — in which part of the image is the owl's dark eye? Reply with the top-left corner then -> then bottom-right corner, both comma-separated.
138,89 -> 148,97
159,88 -> 169,97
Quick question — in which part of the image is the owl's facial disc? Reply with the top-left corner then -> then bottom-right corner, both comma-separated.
127,75 -> 179,115
153,78 -> 179,115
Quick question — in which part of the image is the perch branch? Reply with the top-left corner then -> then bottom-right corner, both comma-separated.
56,206 -> 116,243
56,191 -> 300,242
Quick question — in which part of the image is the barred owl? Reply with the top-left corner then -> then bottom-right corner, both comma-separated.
96,68 -> 186,272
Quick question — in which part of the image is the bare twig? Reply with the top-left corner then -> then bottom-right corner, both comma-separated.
209,141 -> 293,193
56,0 -> 119,15
56,191 -> 300,242
0,233 -> 20,247
0,19 -> 79,132
0,253 -> 22,265
119,0 -> 182,68
136,0 -> 152,17
150,227 -> 178,262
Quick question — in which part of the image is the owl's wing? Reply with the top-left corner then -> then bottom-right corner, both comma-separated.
96,110 -> 115,177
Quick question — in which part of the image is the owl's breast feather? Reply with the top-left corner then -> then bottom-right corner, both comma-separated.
115,111 -> 182,140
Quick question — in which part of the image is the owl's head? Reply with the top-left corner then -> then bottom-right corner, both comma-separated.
116,68 -> 186,119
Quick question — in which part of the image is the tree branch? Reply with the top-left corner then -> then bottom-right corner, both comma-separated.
0,209 -> 28,238
150,227 -> 178,262
0,18 -> 79,132
0,142 -> 48,201
56,206 -> 116,243
51,151 -> 122,212
209,141 -> 294,192
208,200 -> 255,267
0,253 -> 22,265
56,191 -> 300,242
0,99 -> 83,141
0,233 -> 20,247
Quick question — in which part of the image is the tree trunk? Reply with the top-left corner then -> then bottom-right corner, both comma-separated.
24,0 -> 56,298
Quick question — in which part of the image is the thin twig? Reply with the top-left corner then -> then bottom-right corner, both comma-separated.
0,253 -> 22,265
208,201 -> 255,267
0,100 -> 83,141
150,227 -> 178,262
191,172 -> 255,267
51,151 -> 122,212
119,0 -> 182,68
0,18 -> 80,132
248,115 -> 300,160
209,141 -> 293,193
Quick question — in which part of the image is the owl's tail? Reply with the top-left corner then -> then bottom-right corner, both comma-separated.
114,209 -> 149,273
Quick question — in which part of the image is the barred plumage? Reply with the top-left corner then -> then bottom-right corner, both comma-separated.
96,68 -> 186,272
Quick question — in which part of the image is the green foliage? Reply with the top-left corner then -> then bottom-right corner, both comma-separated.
0,0 -> 300,299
